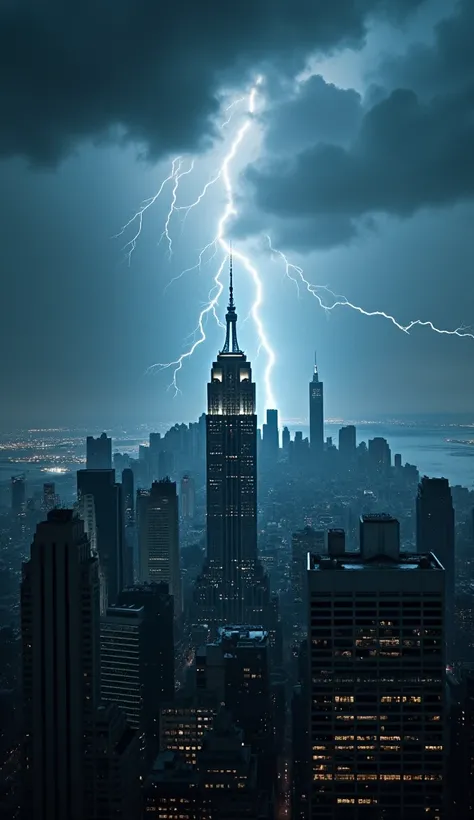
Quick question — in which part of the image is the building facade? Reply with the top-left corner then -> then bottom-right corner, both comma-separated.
309,355 -> 324,458
308,514 -> 445,819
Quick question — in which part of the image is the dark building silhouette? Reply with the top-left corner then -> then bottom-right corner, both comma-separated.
262,408 -> 279,465
159,693 -> 217,767
197,258 -> 270,627
338,425 -> 356,461
11,474 -> 26,513
77,468 -> 125,606
21,510 -> 101,820
137,480 -> 181,617
118,583 -> 174,756
101,605 -> 144,731
282,425 -> 290,455
309,354 -> 324,458
122,468 -> 135,527
142,751 -> 199,819
86,432 -> 112,470
291,526 -> 324,633
180,474 -> 196,520
84,702 -> 140,820
417,476 -> 455,657
368,436 -> 391,473
42,482 -> 56,512
308,515 -> 445,819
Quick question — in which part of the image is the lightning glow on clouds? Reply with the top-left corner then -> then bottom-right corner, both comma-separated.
117,75 -> 474,409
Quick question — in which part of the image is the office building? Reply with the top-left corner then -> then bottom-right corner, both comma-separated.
118,583 -> 174,753
308,514 -> 445,819
417,476 -> 455,658
42,482 -> 56,511
282,425 -> 290,455
338,425 -> 356,461
86,432 -> 112,470
196,626 -> 273,792
101,605 -> 144,730
159,694 -> 217,767
262,408 -> 279,465
198,709 -> 268,820
142,751 -> 199,819
84,703 -> 140,820
137,479 -> 181,616
180,473 -> 196,520
292,527 -> 325,624
309,354 -> 324,458
122,467 -> 135,527
368,436 -> 391,473
21,510 -> 101,820
77,468 -> 125,605
197,258 -> 270,627
11,474 -> 25,513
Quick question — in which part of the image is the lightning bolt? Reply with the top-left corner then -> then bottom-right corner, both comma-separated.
158,159 -> 195,258
143,78 -> 277,408
266,236 -> 474,340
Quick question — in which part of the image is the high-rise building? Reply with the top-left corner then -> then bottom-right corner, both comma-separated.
122,468 -> 135,527
137,480 -> 181,616
77,469 -> 125,605
282,426 -> 291,455
198,259 -> 269,627
292,526 -> 325,624
42,482 -> 56,511
86,432 -> 112,470
308,514 -> 445,819
180,474 -> 196,520
11,474 -> 26,513
262,408 -> 279,465
368,436 -> 391,473
21,510 -> 101,820
159,694 -> 217,767
118,583 -> 174,753
101,605 -> 144,730
338,425 -> 356,461
309,354 -> 324,458
84,703 -> 140,820
417,476 -> 455,658
142,751 -> 199,819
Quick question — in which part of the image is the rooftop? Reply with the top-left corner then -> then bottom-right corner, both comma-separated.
308,551 -> 443,573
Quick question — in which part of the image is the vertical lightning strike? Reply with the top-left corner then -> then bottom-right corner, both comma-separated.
148,77 -> 277,409
266,236 -> 474,340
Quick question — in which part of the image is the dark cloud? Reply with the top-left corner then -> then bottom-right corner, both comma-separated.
262,74 -> 362,155
0,0 -> 425,164
242,0 -> 474,250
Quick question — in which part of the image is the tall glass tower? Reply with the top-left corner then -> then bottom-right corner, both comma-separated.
197,256 -> 269,628
309,353 -> 324,457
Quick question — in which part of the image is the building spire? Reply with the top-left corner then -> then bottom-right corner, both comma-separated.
313,350 -> 319,382
221,247 -> 242,354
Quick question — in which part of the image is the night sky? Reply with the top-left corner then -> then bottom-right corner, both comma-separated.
1,0 -> 473,427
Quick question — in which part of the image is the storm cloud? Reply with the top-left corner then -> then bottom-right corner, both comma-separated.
241,0 -> 474,250
0,0 -> 426,164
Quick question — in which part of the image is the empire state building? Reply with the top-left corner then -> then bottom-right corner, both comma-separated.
196,256 -> 269,628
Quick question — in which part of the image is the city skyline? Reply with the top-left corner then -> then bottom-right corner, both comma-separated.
1,2 -> 474,426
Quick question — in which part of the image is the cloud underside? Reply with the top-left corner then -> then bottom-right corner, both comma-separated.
238,0 -> 474,250
0,0 -> 423,164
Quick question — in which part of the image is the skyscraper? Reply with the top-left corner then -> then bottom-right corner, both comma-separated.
42,482 -> 56,511
77,469 -> 125,605
86,432 -> 112,470
21,510 -> 101,820
198,257 -> 269,627
262,408 -> 279,465
122,467 -> 135,527
309,354 -> 324,458
417,476 -> 455,657
101,605 -> 144,730
338,425 -> 356,461
137,479 -> 181,616
308,514 -> 445,819
11,474 -> 26,513
180,473 -> 196,520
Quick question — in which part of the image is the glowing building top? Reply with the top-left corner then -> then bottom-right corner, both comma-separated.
208,255 -> 255,416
